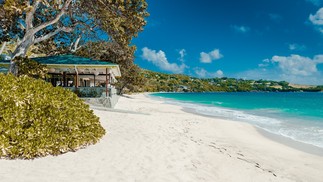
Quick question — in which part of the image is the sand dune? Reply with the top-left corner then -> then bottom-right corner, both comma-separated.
1,93 -> 323,182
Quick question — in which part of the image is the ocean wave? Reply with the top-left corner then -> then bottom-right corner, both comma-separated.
163,99 -> 323,149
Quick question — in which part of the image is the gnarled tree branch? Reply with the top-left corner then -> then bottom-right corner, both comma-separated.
34,26 -> 73,44
25,0 -> 40,31
71,35 -> 82,52
0,42 -> 7,55
33,0 -> 72,33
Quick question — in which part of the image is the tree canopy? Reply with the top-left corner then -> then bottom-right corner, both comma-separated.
0,0 -> 148,72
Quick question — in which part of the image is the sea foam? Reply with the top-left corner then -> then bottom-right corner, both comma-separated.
162,99 -> 323,149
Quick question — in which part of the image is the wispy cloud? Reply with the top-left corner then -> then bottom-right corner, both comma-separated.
194,67 -> 224,78
141,47 -> 187,73
236,68 -> 279,81
288,43 -> 306,51
309,8 -> 323,33
231,25 -> 250,33
258,58 -> 270,68
306,0 -> 323,6
199,49 -> 223,63
178,49 -> 186,63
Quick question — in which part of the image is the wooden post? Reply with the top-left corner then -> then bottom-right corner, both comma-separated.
108,73 -> 111,96
63,72 -> 67,87
74,66 -> 78,88
106,68 -> 108,97
94,74 -> 96,87
75,73 -> 78,88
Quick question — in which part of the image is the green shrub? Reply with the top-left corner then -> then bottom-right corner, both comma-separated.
14,56 -> 48,79
0,73 -> 105,159
74,88 -> 103,98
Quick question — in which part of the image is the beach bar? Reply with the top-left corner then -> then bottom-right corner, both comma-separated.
0,55 -> 121,107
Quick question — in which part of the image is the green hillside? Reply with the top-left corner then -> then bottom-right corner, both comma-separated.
136,70 -> 323,93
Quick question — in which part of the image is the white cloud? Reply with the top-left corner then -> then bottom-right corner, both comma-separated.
236,68 -> 323,85
194,67 -> 224,78
200,52 -> 212,63
216,70 -> 224,77
309,8 -> 323,33
271,54 -> 323,76
141,47 -> 187,73
194,68 -> 208,77
288,43 -> 306,51
199,49 -> 223,63
309,8 -> 323,25
237,54 -> 323,85
232,25 -> 250,33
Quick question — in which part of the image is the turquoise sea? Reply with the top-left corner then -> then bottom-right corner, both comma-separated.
151,92 -> 323,149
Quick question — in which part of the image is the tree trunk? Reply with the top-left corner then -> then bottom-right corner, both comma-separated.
12,38 -> 34,58
8,0 -> 72,75
118,82 -> 129,95
0,42 -> 7,55
9,33 -> 34,74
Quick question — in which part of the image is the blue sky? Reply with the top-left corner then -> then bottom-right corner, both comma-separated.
133,0 -> 323,85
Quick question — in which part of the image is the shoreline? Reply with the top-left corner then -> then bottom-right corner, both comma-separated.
182,107 -> 323,157
1,93 -> 323,181
257,128 -> 323,156
180,107 -> 323,157
148,93 -> 323,156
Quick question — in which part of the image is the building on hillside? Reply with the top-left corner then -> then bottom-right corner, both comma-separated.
0,55 -> 121,108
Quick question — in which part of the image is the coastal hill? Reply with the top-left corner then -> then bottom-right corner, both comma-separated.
137,70 -> 323,93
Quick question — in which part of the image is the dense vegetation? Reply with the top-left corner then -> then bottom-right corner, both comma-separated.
76,42 -> 146,94
0,0 -> 150,159
0,74 -> 105,159
138,70 -> 323,93
15,56 -> 48,78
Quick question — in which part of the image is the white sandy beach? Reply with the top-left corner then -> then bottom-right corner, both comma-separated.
1,93 -> 323,182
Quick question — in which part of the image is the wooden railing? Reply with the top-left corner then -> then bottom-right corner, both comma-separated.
65,87 -> 117,98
